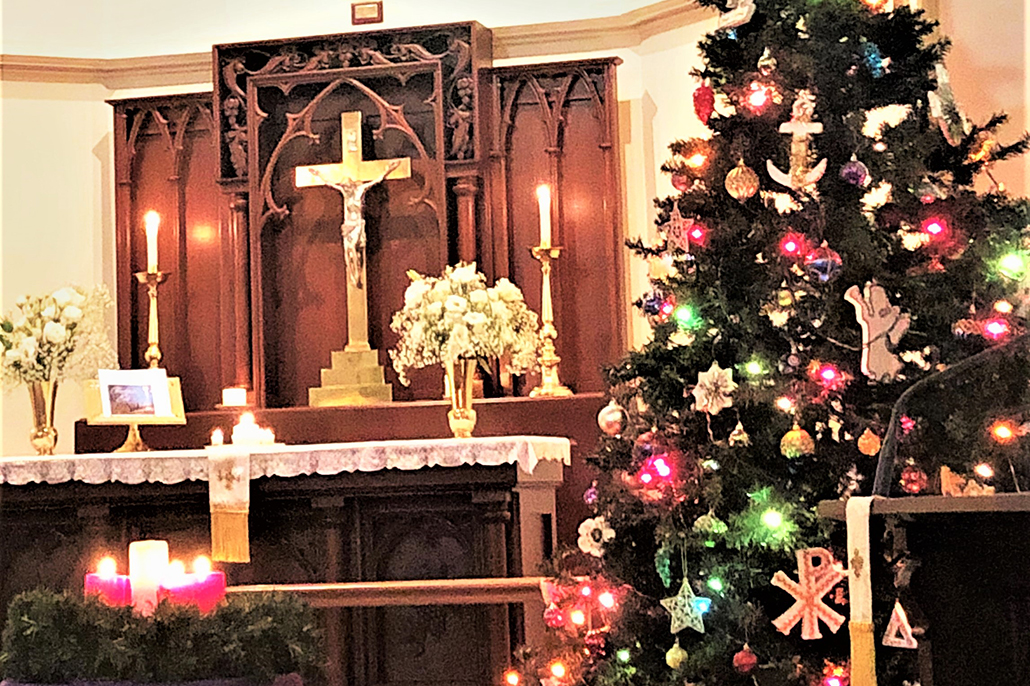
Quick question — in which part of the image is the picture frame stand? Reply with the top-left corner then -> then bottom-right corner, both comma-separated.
84,371 -> 187,453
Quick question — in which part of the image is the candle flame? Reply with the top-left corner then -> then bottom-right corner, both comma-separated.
536,185 -> 551,202
193,555 -> 212,576
97,556 -> 118,579
239,411 -> 256,425
168,559 -> 186,579
144,211 -> 161,232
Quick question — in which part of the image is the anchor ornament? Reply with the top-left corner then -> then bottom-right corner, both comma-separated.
767,90 -> 828,191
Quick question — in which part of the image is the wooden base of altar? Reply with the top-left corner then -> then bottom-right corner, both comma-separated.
309,349 -> 393,407
820,494 -> 1030,686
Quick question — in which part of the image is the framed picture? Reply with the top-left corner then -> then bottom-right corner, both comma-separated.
86,369 -> 186,426
351,1 -> 383,25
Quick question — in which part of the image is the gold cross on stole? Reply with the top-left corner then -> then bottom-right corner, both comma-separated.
294,111 -> 411,352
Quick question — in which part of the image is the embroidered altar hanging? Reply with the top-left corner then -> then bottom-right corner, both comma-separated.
207,450 -> 250,562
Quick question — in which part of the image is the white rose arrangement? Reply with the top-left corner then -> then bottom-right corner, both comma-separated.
390,263 -> 540,385
0,285 -> 117,386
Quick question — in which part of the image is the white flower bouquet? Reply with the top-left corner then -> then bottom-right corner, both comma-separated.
390,263 -> 540,385
0,285 -> 117,386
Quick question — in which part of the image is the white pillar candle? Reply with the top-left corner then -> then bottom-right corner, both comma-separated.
536,185 -> 552,248
129,539 -> 169,615
144,211 -> 161,273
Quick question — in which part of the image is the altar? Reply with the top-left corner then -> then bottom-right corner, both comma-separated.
0,434 -> 570,686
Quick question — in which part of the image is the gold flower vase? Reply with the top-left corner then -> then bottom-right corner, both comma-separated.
28,380 -> 58,455
445,358 -> 477,438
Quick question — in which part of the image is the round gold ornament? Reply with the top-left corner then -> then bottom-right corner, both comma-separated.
666,641 -> 688,669
780,423 -> 815,458
857,428 -> 882,456
725,161 -> 760,202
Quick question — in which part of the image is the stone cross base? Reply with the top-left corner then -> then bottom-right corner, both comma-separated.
308,349 -> 393,407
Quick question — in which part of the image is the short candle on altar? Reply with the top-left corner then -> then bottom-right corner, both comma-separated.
84,556 -> 131,607
144,211 -> 160,273
536,185 -> 551,248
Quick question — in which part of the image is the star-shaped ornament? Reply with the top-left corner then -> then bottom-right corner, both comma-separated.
660,578 -> 707,634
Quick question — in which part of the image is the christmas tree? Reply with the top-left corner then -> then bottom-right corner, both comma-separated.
510,1 -> 1030,685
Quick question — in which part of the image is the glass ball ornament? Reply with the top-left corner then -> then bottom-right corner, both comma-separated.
780,424 -> 816,458
804,243 -> 844,283
899,463 -> 928,494
597,401 -> 627,436
671,173 -> 691,192
693,83 -> 716,125
725,161 -> 760,202
642,292 -> 664,316
840,158 -> 871,186
857,428 -> 882,456
732,645 -> 758,674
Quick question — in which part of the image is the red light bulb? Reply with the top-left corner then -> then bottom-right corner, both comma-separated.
653,457 -> 672,478
921,216 -> 948,239
688,224 -> 708,246
779,233 -> 806,258
748,84 -> 769,110
984,318 -> 1010,340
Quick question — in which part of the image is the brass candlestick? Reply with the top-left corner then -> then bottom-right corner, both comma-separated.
529,245 -> 573,398
134,270 -> 169,368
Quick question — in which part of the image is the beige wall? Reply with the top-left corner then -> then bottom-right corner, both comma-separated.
0,0 -> 1026,455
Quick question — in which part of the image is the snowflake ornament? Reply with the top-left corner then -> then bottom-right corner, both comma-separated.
692,361 -> 738,415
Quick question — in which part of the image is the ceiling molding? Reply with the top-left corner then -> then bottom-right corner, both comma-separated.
0,52 -> 212,89
0,0 -> 710,88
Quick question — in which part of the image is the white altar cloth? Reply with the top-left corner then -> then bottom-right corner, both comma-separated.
0,435 -> 571,486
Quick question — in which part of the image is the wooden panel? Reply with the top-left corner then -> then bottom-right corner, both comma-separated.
248,65 -> 447,407
109,94 -> 224,411
484,59 -> 624,394
214,22 -> 493,183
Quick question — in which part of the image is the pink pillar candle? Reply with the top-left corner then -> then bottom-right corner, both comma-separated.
84,573 -> 131,606
194,571 -> 227,613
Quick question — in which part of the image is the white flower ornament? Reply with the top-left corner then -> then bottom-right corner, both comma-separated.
577,516 -> 615,557
691,361 -> 737,415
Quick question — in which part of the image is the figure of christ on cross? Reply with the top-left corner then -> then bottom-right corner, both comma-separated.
294,110 -> 411,353
304,160 -> 402,291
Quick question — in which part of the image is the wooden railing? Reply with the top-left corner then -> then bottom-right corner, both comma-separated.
226,576 -> 547,608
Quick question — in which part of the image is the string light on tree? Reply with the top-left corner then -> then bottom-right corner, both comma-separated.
616,649 -> 632,664
504,670 -> 520,686
823,662 -> 850,686
990,419 -> 1018,443
997,251 -> 1030,280
598,591 -> 617,609
549,662 -> 567,680
983,318 -> 1011,340
707,576 -> 725,593
974,463 -> 995,479
920,216 -> 949,240
776,396 -> 797,413
779,232 -> 808,258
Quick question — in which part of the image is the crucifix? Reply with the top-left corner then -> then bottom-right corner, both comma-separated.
295,110 -> 411,352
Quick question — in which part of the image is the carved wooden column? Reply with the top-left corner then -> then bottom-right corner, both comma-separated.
475,491 -> 513,676
229,192 -> 252,391
454,176 -> 479,264
314,496 -> 347,686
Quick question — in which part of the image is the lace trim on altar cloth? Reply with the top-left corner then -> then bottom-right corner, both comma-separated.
0,435 -> 572,486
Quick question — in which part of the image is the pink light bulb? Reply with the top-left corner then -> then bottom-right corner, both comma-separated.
640,473 -> 653,484
598,591 -> 616,609
985,319 -> 1010,339
654,458 -> 671,478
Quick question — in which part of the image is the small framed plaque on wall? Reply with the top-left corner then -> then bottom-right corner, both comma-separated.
352,1 -> 383,25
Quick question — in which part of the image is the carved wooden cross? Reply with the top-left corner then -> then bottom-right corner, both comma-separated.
295,111 -> 411,352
